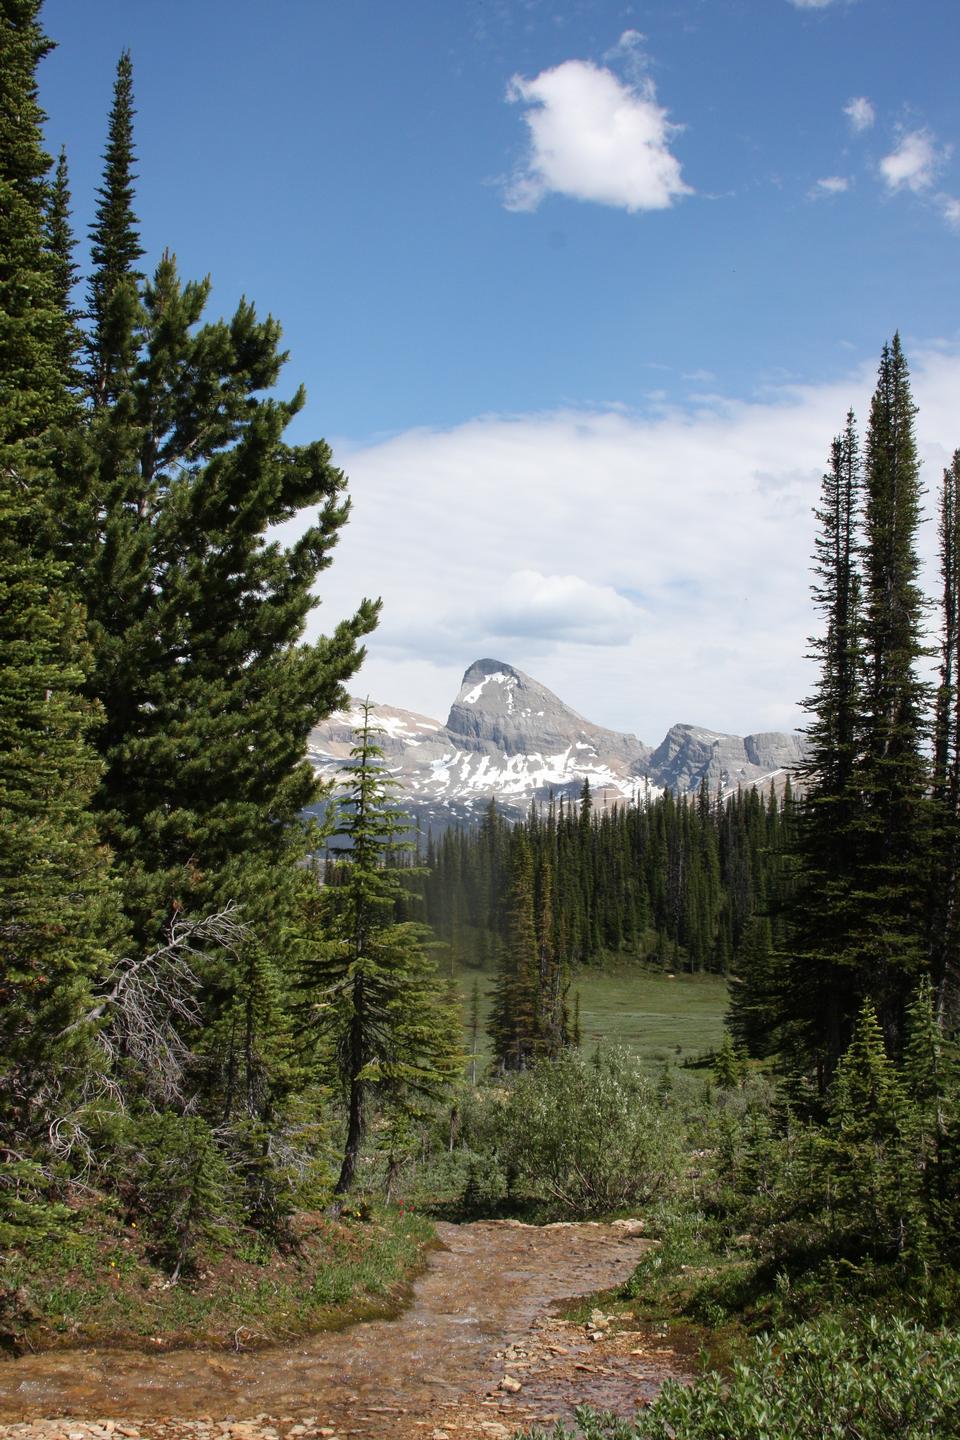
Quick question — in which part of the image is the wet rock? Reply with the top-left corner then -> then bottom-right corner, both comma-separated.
610,1219 -> 645,1237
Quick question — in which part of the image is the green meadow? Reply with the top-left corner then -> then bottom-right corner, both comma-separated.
451,961 -> 728,1072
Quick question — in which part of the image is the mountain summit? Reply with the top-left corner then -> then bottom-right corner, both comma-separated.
307,659 -> 805,831
447,659 -> 650,766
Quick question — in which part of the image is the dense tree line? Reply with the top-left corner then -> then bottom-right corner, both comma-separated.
0,4 -> 457,1264
423,336 -> 960,1096
422,779 -> 795,1067
743,340 -> 960,1083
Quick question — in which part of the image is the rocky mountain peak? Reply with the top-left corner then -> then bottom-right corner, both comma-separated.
306,659 -> 806,833
446,658 -> 648,766
650,722 -> 806,795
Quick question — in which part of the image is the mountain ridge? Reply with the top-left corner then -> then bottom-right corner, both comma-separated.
306,658 -> 806,831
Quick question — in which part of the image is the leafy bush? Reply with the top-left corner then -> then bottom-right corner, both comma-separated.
523,1316 -> 960,1440
496,1048 -> 682,1217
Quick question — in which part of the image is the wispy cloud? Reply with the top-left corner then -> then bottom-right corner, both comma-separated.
879,129 -> 944,193
788,0 -> 839,9
812,175 -> 850,197
602,28 -> 650,83
310,348 -> 960,741
504,57 -> 691,214
482,570 -> 643,646
844,96 -> 875,133
941,196 -> 960,231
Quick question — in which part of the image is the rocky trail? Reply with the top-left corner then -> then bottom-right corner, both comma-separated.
0,1220 -> 693,1440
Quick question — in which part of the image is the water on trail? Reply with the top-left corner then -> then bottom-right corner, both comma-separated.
0,1220 -> 695,1438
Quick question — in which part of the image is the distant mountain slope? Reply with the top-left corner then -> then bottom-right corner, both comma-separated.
649,722 -> 806,796
307,658 -> 806,832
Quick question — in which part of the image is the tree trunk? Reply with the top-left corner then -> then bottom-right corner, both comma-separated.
334,1075 -> 365,1197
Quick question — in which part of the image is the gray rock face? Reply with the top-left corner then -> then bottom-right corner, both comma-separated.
650,724 -> 806,795
306,659 -> 806,832
446,659 -> 651,769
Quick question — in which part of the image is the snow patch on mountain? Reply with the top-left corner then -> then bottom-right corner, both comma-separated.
306,659 -> 806,832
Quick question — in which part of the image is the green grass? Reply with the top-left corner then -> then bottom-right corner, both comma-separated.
453,959 -> 728,1072
1,1205 -> 434,1351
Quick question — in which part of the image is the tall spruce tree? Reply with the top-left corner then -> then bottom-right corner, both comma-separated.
43,148 -> 82,390
855,336 -> 930,1050
303,708 -> 461,1198
67,55 -> 378,955
781,343 -> 932,1076
784,413 -> 866,1076
85,49 -> 143,408
0,0 -> 117,1142
488,832 -> 540,1070
931,451 -> 960,1024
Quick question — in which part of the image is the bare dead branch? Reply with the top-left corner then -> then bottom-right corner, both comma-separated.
58,905 -> 249,1112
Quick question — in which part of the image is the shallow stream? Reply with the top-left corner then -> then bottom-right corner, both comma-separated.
0,1220 -> 693,1438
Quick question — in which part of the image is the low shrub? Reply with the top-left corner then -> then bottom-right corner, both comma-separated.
522,1315 -> 960,1440
496,1048 -> 683,1217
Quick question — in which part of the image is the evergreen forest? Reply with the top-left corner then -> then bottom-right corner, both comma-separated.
421,778 -> 794,1065
0,2 -> 458,1285
4,5 -> 960,1436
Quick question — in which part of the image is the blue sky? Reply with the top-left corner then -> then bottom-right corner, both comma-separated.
39,0 -> 960,741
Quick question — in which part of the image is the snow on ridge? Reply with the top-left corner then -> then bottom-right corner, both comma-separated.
306,679 -> 794,833
461,670 -> 516,705
376,713 -> 418,739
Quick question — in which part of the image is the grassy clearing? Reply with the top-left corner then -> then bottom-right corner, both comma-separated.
453,960 -> 728,1072
0,1201 -> 433,1353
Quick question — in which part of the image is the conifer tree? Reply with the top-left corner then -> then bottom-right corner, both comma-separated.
784,343 -> 931,1074
854,337 -> 931,1049
931,451 -> 960,1023
784,413 -> 866,1074
43,148 -> 82,388
0,0 -> 118,1140
534,855 -> 570,1058
488,833 -> 540,1070
85,49 -> 143,407
901,978 -> 956,1247
823,1002 -> 917,1259
304,708 -> 461,1197
67,55 -> 378,952
728,913 -> 776,1057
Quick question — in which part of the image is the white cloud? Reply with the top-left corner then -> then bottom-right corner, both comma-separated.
375,571 -> 643,661
812,176 -> 850,196
482,569 -> 643,646
789,0 -> 838,8
844,96 -> 875,133
605,29 -> 646,63
880,129 -> 944,193
301,346 -> 960,743
504,58 -> 691,214
939,195 -> 960,231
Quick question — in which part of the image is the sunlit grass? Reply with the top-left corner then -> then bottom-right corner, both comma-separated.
452,959 -> 727,1072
